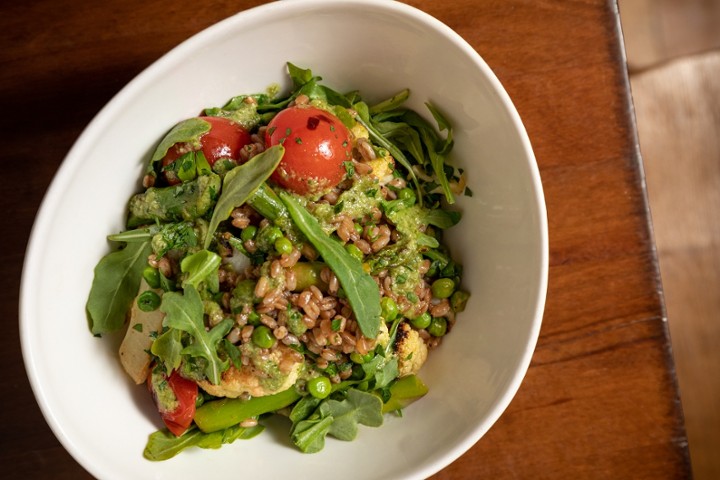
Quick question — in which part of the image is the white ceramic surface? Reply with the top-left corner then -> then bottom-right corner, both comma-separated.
20,1 -> 548,478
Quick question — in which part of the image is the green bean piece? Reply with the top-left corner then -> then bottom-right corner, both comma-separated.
431,278 -> 455,299
194,387 -> 301,433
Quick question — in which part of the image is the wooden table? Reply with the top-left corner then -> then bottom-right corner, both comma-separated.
0,1 -> 691,478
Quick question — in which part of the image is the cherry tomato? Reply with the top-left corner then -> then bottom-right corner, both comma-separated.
162,116 -> 251,184
265,106 -> 352,195
147,369 -> 198,436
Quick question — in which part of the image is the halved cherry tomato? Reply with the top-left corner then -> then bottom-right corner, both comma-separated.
265,106 -> 352,195
147,369 -> 198,436
162,116 -> 252,185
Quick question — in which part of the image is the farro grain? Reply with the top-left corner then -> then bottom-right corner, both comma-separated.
285,269 -> 297,291
273,325 -> 288,340
354,239 -> 372,254
227,327 -> 242,344
309,285 -> 323,301
260,314 -> 278,329
241,325 -> 254,342
387,177 -> 407,189
158,256 -> 172,278
240,418 -> 258,428
430,299 -> 451,317
270,260 -> 283,279
321,348 -> 339,361
255,276 -> 270,297
357,137 -> 376,161
244,239 -> 257,253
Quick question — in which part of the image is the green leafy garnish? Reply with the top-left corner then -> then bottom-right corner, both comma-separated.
159,285 -> 233,384
150,117 -> 211,167
290,389 -> 384,453
144,424 -> 264,461
204,145 -> 285,248
180,249 -> 221,290
278,191 -> 381,339
86,239 -> 152,335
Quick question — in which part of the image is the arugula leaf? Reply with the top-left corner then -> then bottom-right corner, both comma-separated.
180,249 -> 221,290
143,424 -> 264,461
87,239 -> 152,335
204,145 -> 285,248
353,111 -> 422,204
106,225 -> 159,243
159,285 -> 232,384
287,62 -> 315,88
401,108 -> 456,204
420,209 -> 461,229
291,389 -> 384,453
149,117 -> 211,168
279,192 -> 381,339
369,89 -> 410,114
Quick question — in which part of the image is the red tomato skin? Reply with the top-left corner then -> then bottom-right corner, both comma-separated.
148,370 -> 198,437
265,106 -> 352,195
162,116 -> 251,184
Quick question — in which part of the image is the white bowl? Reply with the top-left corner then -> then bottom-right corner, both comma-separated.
20,1 -> 548,478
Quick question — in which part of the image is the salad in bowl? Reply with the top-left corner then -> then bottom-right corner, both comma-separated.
86,63 -> 469,460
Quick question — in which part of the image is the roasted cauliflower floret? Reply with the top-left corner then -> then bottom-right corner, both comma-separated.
198,342 -> 303,398
394,321 -> 428,377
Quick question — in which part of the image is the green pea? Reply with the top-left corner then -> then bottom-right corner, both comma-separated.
398,187 -> 416,204
142,266 -> 161,289
137,291 -> 161,312
240,225 -> 258,242
252,325 -> 276,349
307,376 -> 332,399
431,278 -> 455,299
345,243 -> 364,261
380,296 -> 398,321
247,311 -> 261,326
410,311 -> 432,330
274,236 -> 293,255
427,317 -> 448,337
265,226 -> 283,244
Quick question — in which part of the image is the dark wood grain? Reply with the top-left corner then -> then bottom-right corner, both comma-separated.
0,1 -> 690,478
